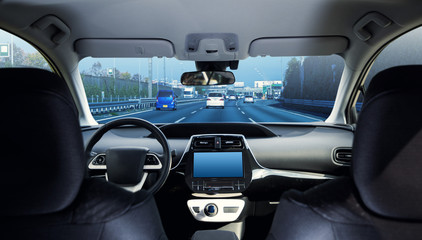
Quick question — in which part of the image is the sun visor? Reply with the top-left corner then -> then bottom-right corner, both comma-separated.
75,39 -> 174,58
249,37 -> 348,57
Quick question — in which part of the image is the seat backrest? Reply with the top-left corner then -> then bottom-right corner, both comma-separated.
1,68 -> 85,216
353,65 -> 422,220
0,68 -> 168,240
266,65 -> 422,240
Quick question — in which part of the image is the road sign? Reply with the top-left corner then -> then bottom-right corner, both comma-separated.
107,68 -> 114,76
0,43 -> 9,57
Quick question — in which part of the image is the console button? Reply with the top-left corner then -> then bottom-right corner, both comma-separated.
223,207 -> 239,213
204,203 -> 218,217
192,207 -> 200,213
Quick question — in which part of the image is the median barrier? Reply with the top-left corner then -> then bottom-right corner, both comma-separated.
89,98 -> 205,114
280,98 -> 363,113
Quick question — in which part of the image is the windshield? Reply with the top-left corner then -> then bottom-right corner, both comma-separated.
79,55 -> 344,124
158,91 -> 173,98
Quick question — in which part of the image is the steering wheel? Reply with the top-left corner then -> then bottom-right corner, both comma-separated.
85,118 -> 171,195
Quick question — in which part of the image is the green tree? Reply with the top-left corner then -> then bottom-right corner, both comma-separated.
120,71 -> 131,80
90,61 -> 102,76
283,57 -> 301,99
3,44 -> 25,67
24,52 -> 49,69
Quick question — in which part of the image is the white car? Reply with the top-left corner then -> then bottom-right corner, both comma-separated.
206,92 -> 225,109
244,96 -> 254,103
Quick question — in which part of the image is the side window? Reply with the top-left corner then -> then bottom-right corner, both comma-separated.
0,29 -> 51,70
355,26 -> 422,114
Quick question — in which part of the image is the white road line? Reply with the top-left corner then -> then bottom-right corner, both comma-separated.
237,107 -> 241,110
241,111 -> 245,114
174,117 -> 186,123
97,109 -> 153,122
272,107 -> 323,121
191,111 -> 197,114
248,118 -> 256,123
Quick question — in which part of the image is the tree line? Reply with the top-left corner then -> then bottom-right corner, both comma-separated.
81,61 -> 138,80
283,55 -> 344,101
0,44 -> 50,69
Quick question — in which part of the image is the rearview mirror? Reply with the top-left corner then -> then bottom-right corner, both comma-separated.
181,71 -> 235,86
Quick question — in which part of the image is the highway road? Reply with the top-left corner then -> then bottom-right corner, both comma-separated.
96,99 -> 324,124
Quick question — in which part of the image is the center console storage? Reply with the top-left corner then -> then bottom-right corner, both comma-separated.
192,230 -> 239,240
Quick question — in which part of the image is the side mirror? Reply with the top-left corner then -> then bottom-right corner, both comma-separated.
181,71 -> 235,86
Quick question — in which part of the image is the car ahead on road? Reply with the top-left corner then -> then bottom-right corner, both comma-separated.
206,92 -> 225,109
244,96 -> 254,103
229,95 -> 237,101
156,90 -> 177,110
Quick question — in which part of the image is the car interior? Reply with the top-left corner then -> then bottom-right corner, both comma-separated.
1,0 -> 422,239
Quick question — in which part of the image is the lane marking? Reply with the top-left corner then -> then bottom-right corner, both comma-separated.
191,111 -> 197,114
174,117 -> 186,123
248,118 -> 256,123
270,106 -> 323,121
97,109 -> 153,123
241,111 -> 245,114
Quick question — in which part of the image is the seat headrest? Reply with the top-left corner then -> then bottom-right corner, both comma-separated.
353,65 -> 422,220
1,68 -> 85,216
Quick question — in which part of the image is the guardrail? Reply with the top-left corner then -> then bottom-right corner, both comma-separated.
88,98 -> 205,115
281,98 -> 363,111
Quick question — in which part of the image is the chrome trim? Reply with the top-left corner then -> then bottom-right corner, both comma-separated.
144,153 -> 163,170
252,168 -> 335,180
106,172 -> 148,193
187,199 -> 245,222
88,154 -> 106,170
174,133 -> 335,181
88,153 -> 162,170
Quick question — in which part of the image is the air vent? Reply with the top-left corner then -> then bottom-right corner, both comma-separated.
221,136 -> 243,149
193,137 -> 215,149
334,148 -> 352,165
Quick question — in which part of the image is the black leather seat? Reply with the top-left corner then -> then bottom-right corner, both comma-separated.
266,65 -> 422,240
0,68 -> 167,240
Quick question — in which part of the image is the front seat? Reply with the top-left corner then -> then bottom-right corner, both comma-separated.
266,65 -> 422,240
0,68 -> 167,240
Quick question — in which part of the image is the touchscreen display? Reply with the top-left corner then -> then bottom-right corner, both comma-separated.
193,152 -> 243,178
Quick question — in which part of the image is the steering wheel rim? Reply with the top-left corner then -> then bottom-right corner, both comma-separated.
85,117 -> 171,195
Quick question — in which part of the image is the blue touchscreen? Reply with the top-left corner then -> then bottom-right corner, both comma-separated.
193,152 -> 243,178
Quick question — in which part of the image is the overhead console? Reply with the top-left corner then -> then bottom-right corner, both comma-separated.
183,134 -> 256,194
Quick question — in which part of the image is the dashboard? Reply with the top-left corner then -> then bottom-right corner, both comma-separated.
82,122 -> 353,228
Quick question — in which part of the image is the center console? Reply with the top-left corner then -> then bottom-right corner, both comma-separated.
179,134 -> 259,230
180,134 -> 260,239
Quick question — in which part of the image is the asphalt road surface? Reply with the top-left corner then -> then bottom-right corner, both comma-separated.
96,99 -> 324,124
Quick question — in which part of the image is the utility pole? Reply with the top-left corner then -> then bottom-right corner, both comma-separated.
10,35 -> 14,66
163,57 -> 166,84
148,58 -> 152,98
138,59 -> 141,98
